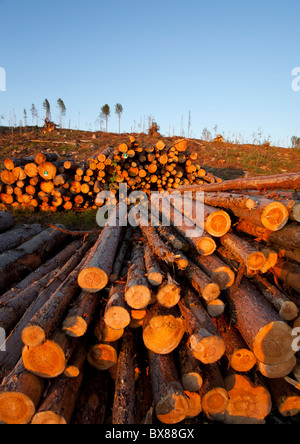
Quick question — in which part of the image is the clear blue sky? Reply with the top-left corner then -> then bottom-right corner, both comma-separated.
0,0 -> 299,146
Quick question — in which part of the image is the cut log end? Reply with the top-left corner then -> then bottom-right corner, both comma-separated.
205,211 -> 231,238
0,392 -> 36,425
78,267 -> 108,293
185,391 -> 203,418
125,285 -> 152,310
156,393 -> 189,425
157,284 -> 181,308
197,237 -> 216,256
182,373 -> 203,392
87,344 -> 118,370
261,202 -> 289,231
202,283 -> 221,302
21,325 -> 46,348
190,335 -> 226,364
279,301 -> 299,322
211,267 -> 235,290
104,307 -> 131,330
31,412 -> 67,425
62,316 -> 88,338
143,315 -> 185,355
22,341 -> 66,379
257,356 -> 297,379
253,321 -> 294,366
246,252 -> 267,271
147,271 -> 163,286
202,388 -> 229,416
230,349 -> 257,373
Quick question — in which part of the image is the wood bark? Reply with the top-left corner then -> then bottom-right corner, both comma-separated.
193,252 -> 235,290
178,339 -> 204,392
125,242 -> 152,309
144,243 -> 164,286
221,232 -> 266,271
199,363 -> 229,419
0,211 -> 15,233
104,282 -> 131,330
267,377 -> 300,417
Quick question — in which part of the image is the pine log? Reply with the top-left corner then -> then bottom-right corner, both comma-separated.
267,377 -> 300,417
34,152 -> 58,165
220,373 -> 272,424
71,366 -> 109,424
156,274 -> 181,308
205,299 -> 226,318
31,371 -> 84,424
78,206 -> 123,292
273,260 -> 300,293
87,342 -> 118,371
175,172 -> 300,193
94,312 -> 124,343
178,339 -> 204,392
21,259 -> 84,347
37,162 -> 57,180
0,225 -> 69,293
104,283 -> 131,330
3,156 -> 34,170
144,243 -> 164,286
149,352 -> 189,424
125,242 -> 152,309
0,211 -> 15,233
193,252 -> 235,290
253,275 -> 298,321
22,329 -> 78,379
257,356 -> 297,379
64,340 -> 87,378
169,194 -> 232,237
196,191 -> 260,211
221,232 -> 266,271
62,290 -> 101,338
225,278 -> 295,370
0,241 -> 90,381
184,259 -> 221,302
0,359 -> 44,424
179,290 -> 225,364
214,314 -> 257,372
112,330 -> 136,424
199,363 -> 229,420
143,304 -> 185,355
0,223 -> 43,254
157,225 -> 190,252
109,226 -> 133,283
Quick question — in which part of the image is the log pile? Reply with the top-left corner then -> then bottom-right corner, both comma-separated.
0,169 -> 300,425
0,138 -> 223,212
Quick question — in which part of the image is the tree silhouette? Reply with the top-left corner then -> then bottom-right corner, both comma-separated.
57,98 -> 66,128
30,104 -> 38,126
43,99 -> 51,121
101,104 -> 110,132
115,103 -> 123,134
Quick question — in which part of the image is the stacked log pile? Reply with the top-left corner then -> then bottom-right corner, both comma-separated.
0,170 -> 300,425
0,138 -> 222,212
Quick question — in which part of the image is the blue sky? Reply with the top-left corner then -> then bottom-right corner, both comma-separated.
0,0 -> 299,146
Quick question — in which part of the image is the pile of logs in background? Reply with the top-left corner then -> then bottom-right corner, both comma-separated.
0,159 -> 300,424
0,138 -> 222,212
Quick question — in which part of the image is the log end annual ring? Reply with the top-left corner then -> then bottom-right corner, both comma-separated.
190,335 -> 226,364
205,211 -> 231,238
125,285 -> 152,310
0,392 -> 36,424
211,267 -> 235,290
230,349 -> 257,373
197,237 -> 216,256
22,341 -> 66,379
21,325 -> 46,348
156,393 -> 189,424
143,316 -> 185,355
87,344 -> 118,370
279,301 -> 299,322
104,307 -> 131,330
62,316 -> 88,338
202,388 -> 229,416
262,202 -> 289,232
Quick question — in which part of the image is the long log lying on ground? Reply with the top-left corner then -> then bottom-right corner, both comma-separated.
148,352 -> 189,425
184,259 -> 221,302
174,172 -> 300,193
0,359 -> 44,424
0,223 -> 43,254
78,206 -> 123,292
0,211 -> 15,233
112,330 -> 136,424
0,225 -> 69,293
225,279 -> 295,374
193,252 -> 235,290
0,240 -> 91,381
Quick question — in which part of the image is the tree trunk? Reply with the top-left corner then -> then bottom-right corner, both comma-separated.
64,340 -> 87,378
225,278 -> 295,371
125,242 -> 152,309
267,377 -> 300,417
143,304 -> 185,355
178,339 -> 204,392
87,342 -> 118,371
144,243 -> 164,286
214,314 -> 257,372
272,259 -> 300,293
0,211 -> 15,233
109,226 -> 133,283
179,290 -> 225,364
104,283 -> 131,330
253,275 -> 298,321
199,363 -> 229,420
0,225 -> 69,293
78,206 -> 123,292
221,232 -> 266,271
112,330 -> 136,424
0,359 -> 44,424
184,259 -> 221,302
148,352 -> 189,424
193,252 -> 235,290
